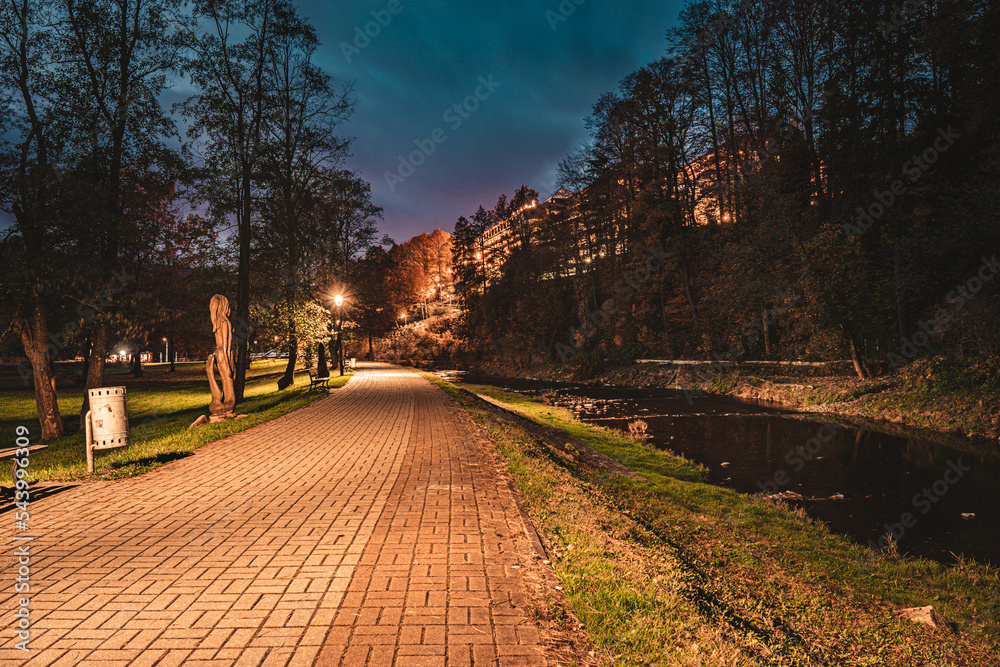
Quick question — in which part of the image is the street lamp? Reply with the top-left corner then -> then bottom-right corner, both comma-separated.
334,294 -> 344,376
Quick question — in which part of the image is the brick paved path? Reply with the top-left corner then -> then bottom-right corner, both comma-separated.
1,364 -> 547,666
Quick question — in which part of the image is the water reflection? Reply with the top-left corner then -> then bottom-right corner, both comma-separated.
438,370 -> 1000,565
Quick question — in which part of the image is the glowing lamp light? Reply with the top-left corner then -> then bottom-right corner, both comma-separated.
334,294 -> 343,307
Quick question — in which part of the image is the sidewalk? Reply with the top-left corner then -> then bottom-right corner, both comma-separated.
2,364 -> 548,666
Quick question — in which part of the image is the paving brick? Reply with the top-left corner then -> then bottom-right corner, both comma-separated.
0,364 -> 548,666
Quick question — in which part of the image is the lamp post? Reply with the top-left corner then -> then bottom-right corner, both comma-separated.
165,308 -> 175,372
334,294 -> 344,376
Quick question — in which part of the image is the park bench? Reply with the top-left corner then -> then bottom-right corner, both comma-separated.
307,371 -> 330,392
1,445 -> 48,498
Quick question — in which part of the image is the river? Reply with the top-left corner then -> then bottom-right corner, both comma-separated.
436,370 -> 1000,565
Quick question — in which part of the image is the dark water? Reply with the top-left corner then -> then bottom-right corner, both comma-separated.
437,370 -> 1000,565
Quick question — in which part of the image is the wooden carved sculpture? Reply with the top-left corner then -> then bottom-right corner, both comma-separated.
206,295 -> 237,416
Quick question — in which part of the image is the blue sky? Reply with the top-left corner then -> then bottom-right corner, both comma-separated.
301,0 -> 685,240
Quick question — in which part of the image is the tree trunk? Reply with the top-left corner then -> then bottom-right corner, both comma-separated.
681,257 -> 698,326
234,174 -> 252,402
703,59 -> 725,222
892,217 -> 908,344
762,308 -> 772,357
131,352 -> 143,378
660,291 -> 668,339
848,334 -> 870,380
278,334 -> 297,390
80,321 -> 111,432
368,331 -> 374,361
19,300 -> 64,441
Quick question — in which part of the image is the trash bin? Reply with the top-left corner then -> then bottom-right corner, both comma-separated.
86,386 -> 129,473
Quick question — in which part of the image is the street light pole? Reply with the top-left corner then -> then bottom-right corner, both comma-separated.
163,336 -> 174,373
334,294 -> 344,376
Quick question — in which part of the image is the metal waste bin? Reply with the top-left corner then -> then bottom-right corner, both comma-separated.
85,386 -> 130,473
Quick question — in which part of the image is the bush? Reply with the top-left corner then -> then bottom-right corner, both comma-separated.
899,356 -> 1000,396
710,372 -> 739,393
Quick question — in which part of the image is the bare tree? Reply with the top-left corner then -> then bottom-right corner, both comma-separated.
0,0 -> 67,440
183,0 -> 279,401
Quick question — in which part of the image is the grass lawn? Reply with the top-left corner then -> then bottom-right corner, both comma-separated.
1,359 -> 351,483
431,375 -> 999,666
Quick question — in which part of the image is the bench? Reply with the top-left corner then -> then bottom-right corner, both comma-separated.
308,371 -> 331,392
0,445 -> 48,461
1,445 -> 48,498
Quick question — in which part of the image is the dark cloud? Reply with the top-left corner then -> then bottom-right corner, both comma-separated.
301,0 -> 684,241
0,1 -> 684,238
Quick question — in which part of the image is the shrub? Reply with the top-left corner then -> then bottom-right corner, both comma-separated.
899,356 -> 1000,396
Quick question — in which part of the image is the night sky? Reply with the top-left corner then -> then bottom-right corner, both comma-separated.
299,0 -> 685,241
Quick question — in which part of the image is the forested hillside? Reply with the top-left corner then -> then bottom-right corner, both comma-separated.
451,0 -> 1000,378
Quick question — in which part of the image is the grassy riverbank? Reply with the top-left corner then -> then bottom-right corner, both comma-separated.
1,360 -> 350,483
432,375 -> 999,666
467,356 -> 1000,444
719,358 -> 1000,444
